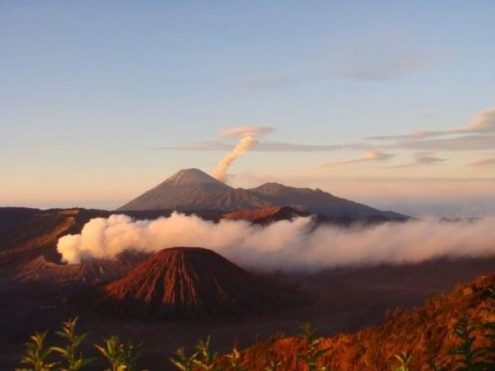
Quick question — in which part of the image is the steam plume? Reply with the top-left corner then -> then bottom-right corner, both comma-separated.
212,126 -> 273,182
57,213 -> 495,271
213,136 -> 257,182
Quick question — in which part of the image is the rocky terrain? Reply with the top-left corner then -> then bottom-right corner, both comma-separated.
239,273 -> 495,370
99,247 -> 299,319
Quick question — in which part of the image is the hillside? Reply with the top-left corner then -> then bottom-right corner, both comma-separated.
249,182 -> 404,219
238,273 -> 495,370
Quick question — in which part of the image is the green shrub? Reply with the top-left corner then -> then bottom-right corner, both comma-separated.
94,336 -> 141,371
51,318 -> 95,371
17,331 -> 58,371
170,336 -> 221,371
297,322 -> 330,371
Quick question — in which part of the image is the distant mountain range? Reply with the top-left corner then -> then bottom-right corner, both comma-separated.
118,168 -> 404,219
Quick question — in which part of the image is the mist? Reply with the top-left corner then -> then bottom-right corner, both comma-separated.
57,213 -> 495,271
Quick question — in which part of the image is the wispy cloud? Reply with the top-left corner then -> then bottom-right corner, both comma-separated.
469,157 -> 495,167
322,149 -> 394,167
370,109 -> 495,141
218,126 -> 274,138
365,109 -> 495,152
160,109 -> 494,157
388,135 -> 495,152
389,152 -> 446,168
412,152 -> 446,165
460,109 -> 495,134
162,140 -> 370,153
160,125 -> 372,153
255,141 -> 370,152
330,40 -> 436,82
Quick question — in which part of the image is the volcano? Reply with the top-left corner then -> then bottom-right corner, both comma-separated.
118,169 -> 271,212
99,247 -> 294,318
249,182 -> 404,219
118,168 -> 404,219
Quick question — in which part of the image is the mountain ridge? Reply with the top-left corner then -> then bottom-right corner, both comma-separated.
118,168 -> 405,219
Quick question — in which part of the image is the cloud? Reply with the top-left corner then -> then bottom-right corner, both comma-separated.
364,149 -> 395,161
323,149 -> 395,167
57,213 -> 495,271
469,157 -> 495,167
460,109 -> 495,133
218,126 -> 274,138
256,141 -> 370,152
330,42 -> 435,82
389,135 -> 495,152
389,152 -> 446,168
369,130 -> 444,141
370,109 -> 495,141
413,152 -> 445,164
161,109 -> 495,156
162,141 -> 370,153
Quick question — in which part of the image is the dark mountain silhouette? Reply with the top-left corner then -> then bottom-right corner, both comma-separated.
118,168 -> 404,219
99,247 -> 297,319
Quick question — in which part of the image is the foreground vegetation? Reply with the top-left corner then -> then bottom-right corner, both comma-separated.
17,279 -> 495,370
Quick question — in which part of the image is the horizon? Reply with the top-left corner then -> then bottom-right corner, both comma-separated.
3,166 -> 494,218
1,1 -> 494,217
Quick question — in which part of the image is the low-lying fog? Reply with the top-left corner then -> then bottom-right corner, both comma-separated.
57,213 -> 495,271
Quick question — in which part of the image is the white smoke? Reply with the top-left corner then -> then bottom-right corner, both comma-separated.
212,126 -> 273,182
212,136 -> 257,182
57,213 -> 495,271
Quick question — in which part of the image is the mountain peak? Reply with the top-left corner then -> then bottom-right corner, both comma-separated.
165,168 -> 222,186
99,247 -> 293,318
117,168 -> 270,211
118,169 -> 404,219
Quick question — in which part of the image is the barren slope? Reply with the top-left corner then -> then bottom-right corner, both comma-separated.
100,247 -> 298,318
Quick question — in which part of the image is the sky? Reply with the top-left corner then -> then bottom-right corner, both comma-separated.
1,1 -> 494,217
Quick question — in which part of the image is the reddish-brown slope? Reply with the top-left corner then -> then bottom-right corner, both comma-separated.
0,210 -> 77,279
100,247 -> 297,318
239,273 -> 495,370
15,252 -> 147,286
222,206 -> 308,224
